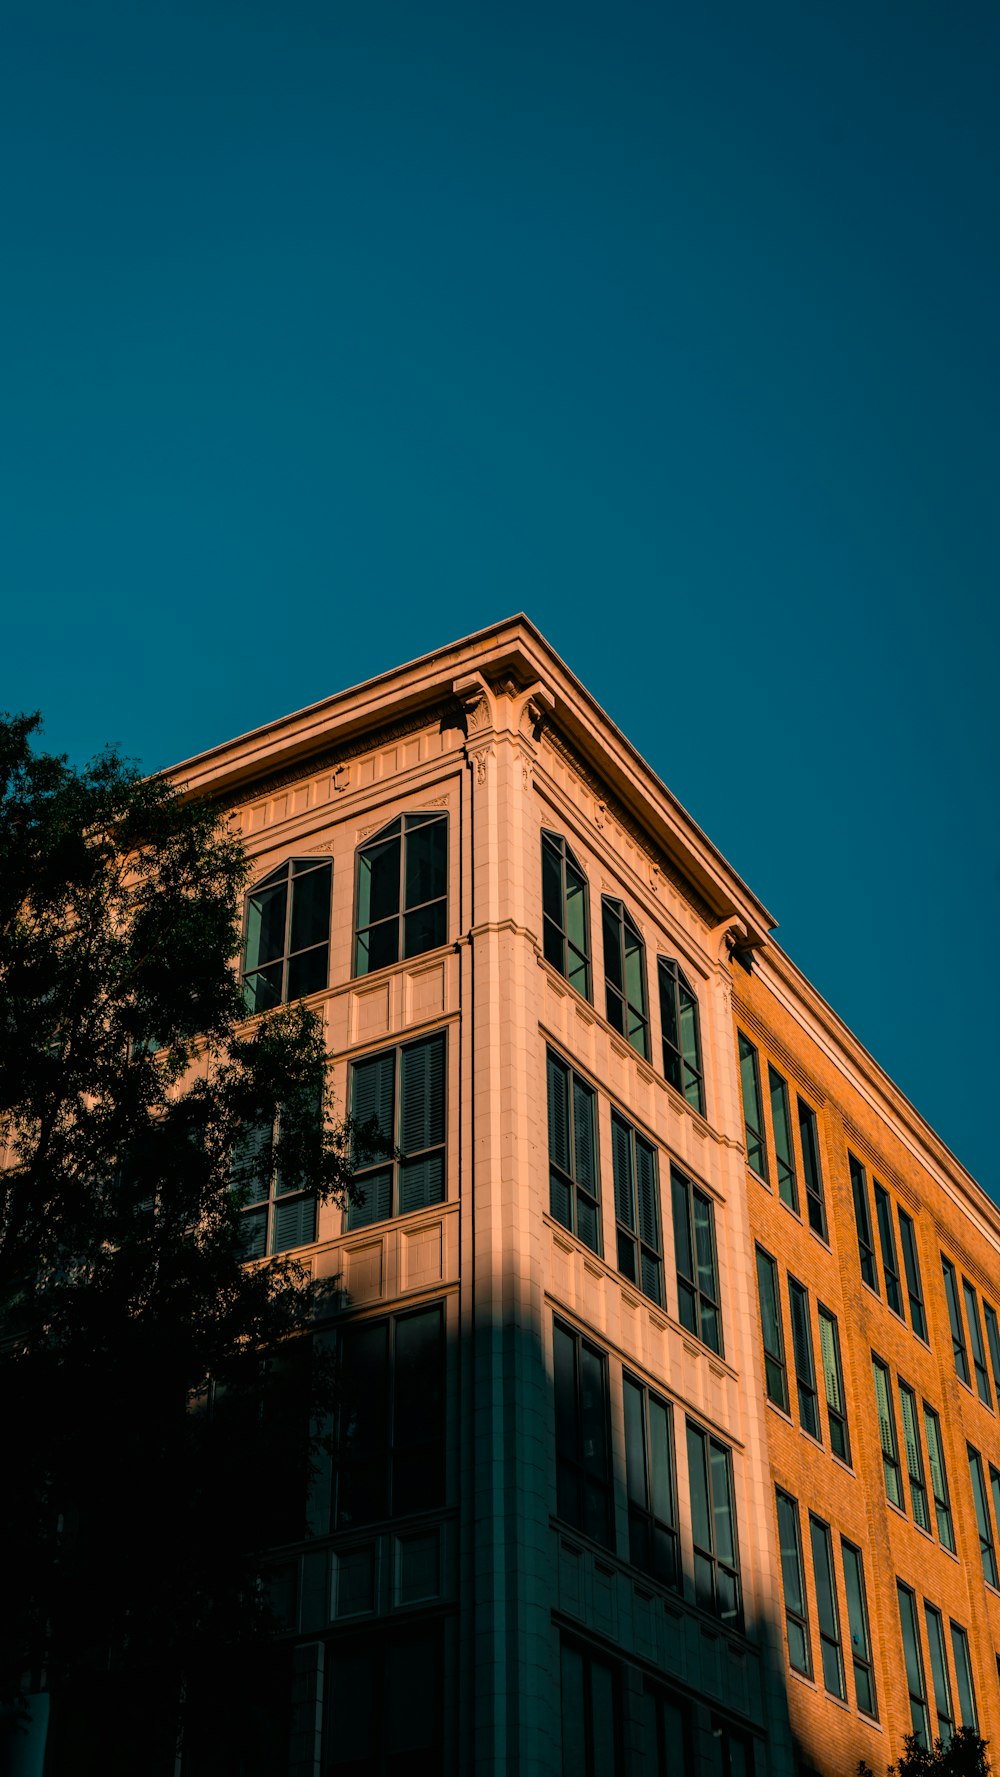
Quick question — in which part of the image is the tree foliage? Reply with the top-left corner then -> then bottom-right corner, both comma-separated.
859,1729 -> 991,1777
0,715 -> 361,1770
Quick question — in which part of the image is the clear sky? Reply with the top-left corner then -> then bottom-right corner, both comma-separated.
3,1 -> 998,1197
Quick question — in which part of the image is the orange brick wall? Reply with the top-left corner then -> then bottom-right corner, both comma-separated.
732,949 -> 1000,1776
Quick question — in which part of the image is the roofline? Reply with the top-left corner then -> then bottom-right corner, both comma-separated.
164,614 -> 776,941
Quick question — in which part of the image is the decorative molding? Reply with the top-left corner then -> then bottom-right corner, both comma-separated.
332,764 -> 351,793
470,745 -> 494,786
452,672 -> 492,735
214,699 -> 457,812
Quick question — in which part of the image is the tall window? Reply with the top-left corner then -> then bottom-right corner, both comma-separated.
611,1112 -> 662,1306
560,1640 -> 618,1777
541,831 -> 591,999
818,1305 -> 850,1464
755,1247 -> 789,1413
553,1320 -> 613,1548
874,1182 -> 904,1317
231,1083 -> 321,1257
849,1155 -> 879,1292
967,1446 -> 998,1588
942,1257 -> 970,1386
602,898 -> 649,1057
788,1277 -> 820,1441
335,1304 -> 445,1527
326,1621 -> 444,1776
950,1622 -> 978,1730
623,1375 -> 679,1587
983,1300 -> 1000,1401
686,1422 -> 742,1627
842,1541 -> 877,1719
776,1490 -> 811,1676
922,1403 -> 955,1552
640,1687 -> 687,1777
354,812 -> 447,976
657,958 -> 704,1113
798,1098 -> 826,1239
547,1050 -> 600,1252
924,1604 -> 955,1743
872,1355 -> 903,1510
898,1209 -> 927,1341
670,1166 -> 722,1354
243,857 -> 332,1011
962,1279 -> 993,1407
810,1516 -> 845,1699
349,1032 -> 446,1228
897,1581 -> 930,1747
768,1067 -> 798,1212
898,1380 -> 931,1534
737,1033 -> 768,1181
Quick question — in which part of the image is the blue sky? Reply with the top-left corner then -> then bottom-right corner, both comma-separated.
3,1 -> 997,1195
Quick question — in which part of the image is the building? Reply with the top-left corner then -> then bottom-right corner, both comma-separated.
171,615 -> 1000,1776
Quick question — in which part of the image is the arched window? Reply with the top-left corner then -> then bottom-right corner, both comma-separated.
354,813 -> 448,977
657,958 -> 705,1114
601,897 -> 649,1058
541,831 -> 591,999
242,857 -> 332,1012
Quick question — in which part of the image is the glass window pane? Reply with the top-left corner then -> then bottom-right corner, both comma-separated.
356,917 -> 399,975
245,879 -> 288,972
286,943 -> 328,1000
403,898 -> 447,958
289,862 -> 331,952
404,815 -> 446,908
357,834 -> 401,928
565,864 -> 588,955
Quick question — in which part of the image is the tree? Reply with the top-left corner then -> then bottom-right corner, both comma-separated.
0,715 -> 363,1773
858,1728 -> 991,1776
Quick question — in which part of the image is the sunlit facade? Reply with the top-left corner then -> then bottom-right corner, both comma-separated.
173,617 -> 999,1776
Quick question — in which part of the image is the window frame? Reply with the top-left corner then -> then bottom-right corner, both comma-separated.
924,1602 -> 955,1743
898,1208 -> 928,1342
230,1089 -> 321,1259
541,830 -> 592,1001
942,1256 -> 971,1387
657,957 -> 705,1114
553,1319 -> 614,1550
348,1030 -> 447,1229
546,1049 -> 600,1254
559,1637 -> 619,1777
872,1354 -> 903,1510
849,1154 -> 879,1293
967,1444 -> 999,1589
611,1110 -> 663,1307
983,1299 -> 1000,1401
242,856 -> 333,1012
818,1303 -> 850,1465
670,1165 -> 723,1356
897,1579 -> 931,1748
334,1301 -> 446,1529
797,1097 -> 827,1239
755,1246 -> 789,1414
842,1540 -> 877,1720
601,896 -> 650,1058
898,1378 -> 932,1535
950,1620 -> 978,1731
686,1420 -> 742,1629
353,810 -> 449,978
809,1514 -> 846,1700
874,1181 -> 904,1319
768,1065 -> 799,1213
737,1032 -> 768,1182
962,1278 -> 993,1409
623,1372 -> 680,1590
922,1402 -> 955,1552
776,1489 -> 812,1677
788,1275 -> 820,1442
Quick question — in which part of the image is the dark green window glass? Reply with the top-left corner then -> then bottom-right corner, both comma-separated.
842,1541 -> 877,1719
872,1355 -> 903,1509
602,897 -> 649,1058
354,813 -> 447,976
967,1446 -> 998,1588
686,1421 -> 742,1629
898,1210 -> 927,1341
897,1580 -> 930,1747
737,1033 -> 768,1180
983,1301 -> 1000,1400
243,857 -> 332,1011
230,1077 -> 322,1257
776,1490 -> 811,1676
348,1032 -> 446,1228
542,831 -> 592,999
788,1276 -> 819,1440
798,1098 -> 826,1238
547,1049 -> 600,1252
623,1374 -> 679,1588
898,1380 -> 931,1533
950,1621 -> 978,1730
611,1111 -> 662,1306
336,1309 -> 446,1529
657,958 -> 704,1114
875,1182 -> 904,1317
756,1246 -> 789,1413
768,1067 -> 798,1212
671,1166 -> 722,1355
849,1155 -> 879,1292
942,1257 -> 970,1386
818,1305 -> 850,1464
560,1640 -> 617,1777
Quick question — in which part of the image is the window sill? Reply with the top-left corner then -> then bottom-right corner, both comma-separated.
765,1398 -> 795,1427
808,1226 -> 832,1254
798,1427 -> 824,1454
830,1451 -> 855,1478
